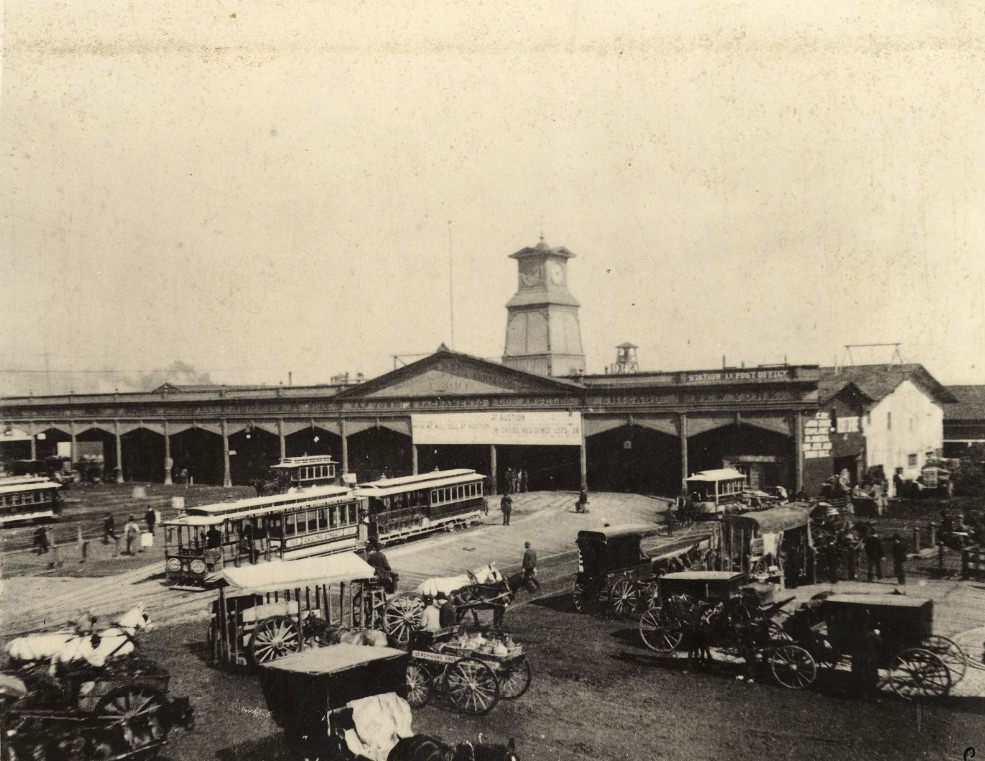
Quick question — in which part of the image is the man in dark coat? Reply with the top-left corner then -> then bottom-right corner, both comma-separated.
500,494 -> 513,526
521,541 -> 540,592
891,534 -> 907,585
102,513 -> 117,544
864,532 -> 884,581
367,541 -> 395,592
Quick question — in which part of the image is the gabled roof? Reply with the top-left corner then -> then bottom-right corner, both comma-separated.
334,347 -> 585,399
944,385 -> 985,421
818,379 -> 873,405
818,364 -> 955,405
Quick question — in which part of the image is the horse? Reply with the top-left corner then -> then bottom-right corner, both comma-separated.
387,735 -> 518,761
5,603 -> 151,670
416,564 -> 504,598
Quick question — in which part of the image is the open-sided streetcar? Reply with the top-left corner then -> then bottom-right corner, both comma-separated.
0,477 -> 63,527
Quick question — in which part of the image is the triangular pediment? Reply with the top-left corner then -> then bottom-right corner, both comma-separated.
336,350 -> 582,399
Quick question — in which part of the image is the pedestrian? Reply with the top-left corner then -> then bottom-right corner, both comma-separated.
685,605 -> 712,672
519,468 -> 528,493
500,493 -> 513,526
144,506 -> 157,535
852,620 -> 882,698
891,534 -> 907,585
45,527 -> 63,569
825,541 -> 839,584
102,513 -> 117,544
521,541 -> 540,592
77,525 -> 89,564
504,468 -> 514,495
864,531 -> 884,581
123,515 -> 140,556
33,525 -> 49,555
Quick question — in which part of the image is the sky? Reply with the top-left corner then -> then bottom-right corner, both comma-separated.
2,0 -> 984,395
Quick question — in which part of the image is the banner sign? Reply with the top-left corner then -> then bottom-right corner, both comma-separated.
411,411 -> 582,446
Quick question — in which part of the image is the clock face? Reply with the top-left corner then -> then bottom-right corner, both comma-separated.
548,261 -> 565,286
519,260 -> 544,287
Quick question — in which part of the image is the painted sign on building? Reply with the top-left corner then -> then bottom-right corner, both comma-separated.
803,411 -> 833,460
411,411 -> 583,446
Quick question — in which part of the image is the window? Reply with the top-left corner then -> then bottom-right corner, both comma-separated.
329,506 -> 338,529
307,510 -> 318,532
318,509 -> 328,529
908,454 -> 918,467
285,515 -> 296,536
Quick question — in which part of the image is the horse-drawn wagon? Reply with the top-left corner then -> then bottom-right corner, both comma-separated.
380,564 -> 517,646
0,608 -> 194,761
573,525 -> 711,618
770,593 -> 967,699
405,628 -> 530,716
637,570 -> 792,657
258,643 -> 520,761
208,553 -> 387,667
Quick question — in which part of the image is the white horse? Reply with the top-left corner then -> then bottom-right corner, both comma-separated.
415,564 -> 504,598
5,604 -> 151,669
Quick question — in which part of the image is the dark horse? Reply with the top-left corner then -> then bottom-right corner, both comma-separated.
388,735 -> 518,761
448,573 -> 535,628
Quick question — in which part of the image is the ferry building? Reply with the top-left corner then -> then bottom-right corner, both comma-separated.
1,239 -> 828,496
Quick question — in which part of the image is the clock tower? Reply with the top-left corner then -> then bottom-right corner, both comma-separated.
502,236 -> 586,377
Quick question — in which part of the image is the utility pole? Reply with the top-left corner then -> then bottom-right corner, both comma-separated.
448,219 -> 455,349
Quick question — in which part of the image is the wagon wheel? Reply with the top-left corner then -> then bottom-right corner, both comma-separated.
498,657 -> 532,699
248,615 -> 302,665
405,662 -> 433,708
94,684 -> 167,756
888,648 -> 952,700
444,658 -> 500,716
769,644 -> 818,690
921,635 -> 968,684
382,594 -> 425,646
571,582 -> 599,614
638,605 -> 683,653
608,579 -> 641,619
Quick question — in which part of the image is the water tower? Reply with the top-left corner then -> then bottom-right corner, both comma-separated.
607,343 -> 639,374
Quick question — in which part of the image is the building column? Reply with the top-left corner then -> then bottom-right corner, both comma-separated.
114,420 -> 124,483
278,419 -> 287,461
579,424 -> 588,493
163,420 -> 173,485
340,418 -> 349,475
28,422 -> 37,461
679,412 -> 689,494
69,422 -> 77,466
489,444 -> 498,495
793,411 -> 804,494
411,444 -> 419,475
221,419 -> 232,487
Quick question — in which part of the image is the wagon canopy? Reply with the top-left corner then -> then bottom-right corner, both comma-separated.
217,552 -> 375,593
726,506 -> 811,533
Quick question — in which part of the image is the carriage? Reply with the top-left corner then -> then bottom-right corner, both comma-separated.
769,593 -> 968,699
404,627 -> 531,716
208,553 -> 387,667
573,525 -> 711,618
0,638 -> 193,760
258,644 -> 520,760
637,570 -> 792,655
380,564 -> 517,646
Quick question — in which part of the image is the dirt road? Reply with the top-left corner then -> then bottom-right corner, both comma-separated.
142,552 -> 984,761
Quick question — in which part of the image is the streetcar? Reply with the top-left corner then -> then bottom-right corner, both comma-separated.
0,476 -> 63,526
269,455 -> 339,491
162,486 -> 364,587
355,469 -> 486,545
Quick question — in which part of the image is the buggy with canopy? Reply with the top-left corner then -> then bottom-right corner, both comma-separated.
722,505 -> 815,587
208,552 -> 386,668
573,524 -> 712,618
